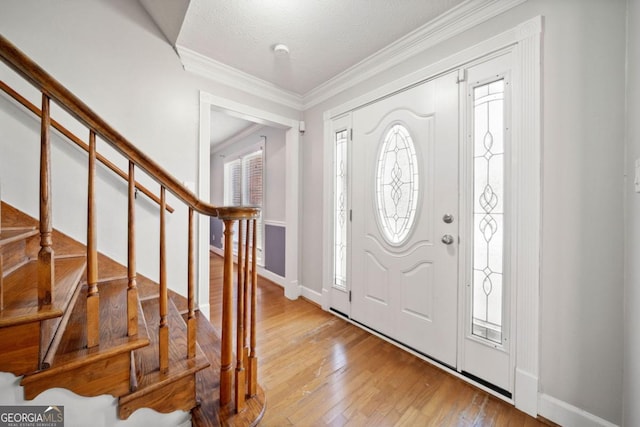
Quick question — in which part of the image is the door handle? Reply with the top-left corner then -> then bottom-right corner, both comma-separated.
441,234 -> 454,245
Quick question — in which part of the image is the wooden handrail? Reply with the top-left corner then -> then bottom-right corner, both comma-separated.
0,80 -> 175,214
0,35 -> 259,220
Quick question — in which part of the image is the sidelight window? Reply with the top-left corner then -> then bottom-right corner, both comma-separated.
471,79 -> 506,344
334,129 -> 348,290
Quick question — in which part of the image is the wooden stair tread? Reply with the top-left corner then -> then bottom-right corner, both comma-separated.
120,297 -> 209,404
0,227 -> 38,246
0,256 -> 86,327
49,279 -> 150,367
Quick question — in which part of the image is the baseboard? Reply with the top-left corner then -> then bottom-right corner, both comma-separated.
301,286 -> 322,306
258,267 -> 286,287
538,393 -> 619,427
515,368 -> 538,417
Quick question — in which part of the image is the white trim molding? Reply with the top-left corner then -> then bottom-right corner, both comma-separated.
511,15 -> 542,417
322,15 -> 542,417
178,1 -> 527,111
538,394 -> 620,427
200,91 -> 301,302
263,219 -> 286,228
304,0 -> 527,109
179,46 -> 303,110
301,286 -> 322,306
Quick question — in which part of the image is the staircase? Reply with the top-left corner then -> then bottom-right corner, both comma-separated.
0,35 -> 265,426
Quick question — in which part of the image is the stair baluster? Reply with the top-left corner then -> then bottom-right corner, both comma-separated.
220,218 -> 234,407
127,161 -> 138,337
38,94 -> 54,308
248,218 -> 258,396
87,130 -> 99,348
187,207 -> 196,359
243,219 -> 250,368
159,186 -> 169,373
235,220 -> 246,411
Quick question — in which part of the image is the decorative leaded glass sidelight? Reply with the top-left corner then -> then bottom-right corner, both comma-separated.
375,124 -> 419,245
334,129 -> 348,290
471,79 -> 505,344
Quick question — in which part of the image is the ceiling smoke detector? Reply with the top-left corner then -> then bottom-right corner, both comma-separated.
273,44 -> 290,57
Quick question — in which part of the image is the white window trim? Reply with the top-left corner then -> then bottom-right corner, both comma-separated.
322,16 -> 541,416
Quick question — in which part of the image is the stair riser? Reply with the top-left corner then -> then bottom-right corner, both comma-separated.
1,237 -> 36,277
22,351 -> 131,400
0,322 -> 39,375
118,374 -> 196,420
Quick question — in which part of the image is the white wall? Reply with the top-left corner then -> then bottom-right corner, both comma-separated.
624,0 -> 640,425
0,0 -> 299,298
301,0 -> 626,424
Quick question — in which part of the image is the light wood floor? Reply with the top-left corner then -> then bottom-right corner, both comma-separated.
208,254 -> 549,426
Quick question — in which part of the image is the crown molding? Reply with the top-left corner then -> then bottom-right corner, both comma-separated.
179,0 -> 526,111
302,0 -> 527,109
178,46 -> 304,110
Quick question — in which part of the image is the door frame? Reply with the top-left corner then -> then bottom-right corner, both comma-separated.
198,91 -> 302,318
322,16 -> 542,416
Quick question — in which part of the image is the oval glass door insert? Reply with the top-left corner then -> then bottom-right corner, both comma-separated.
375,123 -> 419,245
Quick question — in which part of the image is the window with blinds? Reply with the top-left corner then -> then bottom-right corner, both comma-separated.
223,149 -> 264,263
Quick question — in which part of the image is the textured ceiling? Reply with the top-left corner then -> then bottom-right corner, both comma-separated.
174,0 -> 466,95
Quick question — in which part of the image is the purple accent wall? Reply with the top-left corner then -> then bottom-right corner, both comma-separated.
264,224 -> 285,277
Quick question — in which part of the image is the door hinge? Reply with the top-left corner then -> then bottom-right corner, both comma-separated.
456,69 -> 466,84
349,209 -> 352,222
349,291 -> 352,302
349,128 -> 353,140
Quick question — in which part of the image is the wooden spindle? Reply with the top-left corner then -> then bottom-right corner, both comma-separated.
220,219 -> 234,406
127,161 -> 138,337
159,187 -> 168,373
86,130 -> 99,348
235,220 -> 246,411
248,218 -> 258,396
38,93 -> 54,307
187,207 -> 196,359
243,220 -> 251,368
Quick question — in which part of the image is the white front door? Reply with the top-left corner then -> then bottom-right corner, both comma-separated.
350,71 -> 459,366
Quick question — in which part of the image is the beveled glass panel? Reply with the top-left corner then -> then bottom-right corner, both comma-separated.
472,79 -> 505,345
375,124 -> 419,245
334,129 -> 348,290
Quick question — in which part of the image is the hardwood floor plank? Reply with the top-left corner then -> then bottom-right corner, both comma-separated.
208,252 -> 550,426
